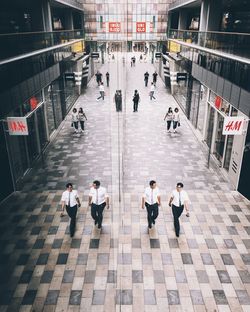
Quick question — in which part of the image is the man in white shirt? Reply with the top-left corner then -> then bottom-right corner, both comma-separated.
142,180 -> 161,229
61,183 -> 81,237
97,82 -> 105,101
168,182 -> 190,237
150,82 -> 156,100
88,180 -> 109,229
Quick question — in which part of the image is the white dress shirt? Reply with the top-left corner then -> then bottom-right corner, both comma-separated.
143,187 -> 160,205
171,190 -> 189,207
89,186 -> 108,205
173,112 -> 180,122
61,190 -> 79,207
150,85 -> 155,92
99,85 -> 105,92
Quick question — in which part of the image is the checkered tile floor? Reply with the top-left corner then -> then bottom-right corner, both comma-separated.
1,53 -> 250,312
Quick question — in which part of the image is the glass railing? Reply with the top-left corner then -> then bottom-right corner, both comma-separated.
0,29 -> 84,61
168,29 -> 250,58
55,0 -> 83,10
169,0 -> 197,10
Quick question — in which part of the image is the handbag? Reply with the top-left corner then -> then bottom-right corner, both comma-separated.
71,122 -> 74,127
178,121 -> 180,127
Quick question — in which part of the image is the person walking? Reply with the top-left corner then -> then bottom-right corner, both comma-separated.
164,107 -> 173,132
153,71 -> 158,85
142,180 -> 161,229
88,180 -> 109,229
140,54 -> 143,62
168,182 -> 190,237
106,72 -> 110,87
114,90 -> 122,112
144,71 -> 149,87
173,107 -> 180,133
61,183 -> 81,237
149,82 -> 156,100
71,108 -> 79,133
132,56 -> 136,66
133,90 -> 140,112
96,82 -> 105,101
95,71 -> 102,86
78,107 -> 87,132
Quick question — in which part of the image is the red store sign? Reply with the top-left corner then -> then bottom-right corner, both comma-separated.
136,22 -> 146,33
109,22 -> 121,32
7,117 -> 29,136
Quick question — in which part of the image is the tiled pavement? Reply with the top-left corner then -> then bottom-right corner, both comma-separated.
1,52 -> 250,312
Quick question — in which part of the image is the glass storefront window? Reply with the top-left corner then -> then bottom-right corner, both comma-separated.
22,91 -> 43,116
44,86 -> 56,136
26,114 -> 39,162
205,104 -> 215,148
209,91 -> 230,115
37,106 -> 49,149
213,113 -> 225,165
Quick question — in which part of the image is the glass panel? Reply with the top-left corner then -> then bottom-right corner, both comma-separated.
197,85 -> 207,134
26,114 -> 39,162
206,105 -> 215,148
44,86 -> 56,136
37,105 -> 48,149
213,113 -> 225,165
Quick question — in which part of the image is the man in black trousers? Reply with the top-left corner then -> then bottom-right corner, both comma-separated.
144,71 -> 149,87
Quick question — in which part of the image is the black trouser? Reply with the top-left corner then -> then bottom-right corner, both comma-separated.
167,120 -> 172,130
145,79 -> 148,87
116,102 -> 122,112
97,91 -> 105,100
150,91 -> 155,100
172,204 -> 184,236
73,121 -> 78,130
133,101 -> 138,112
106,79 -> 109,87
145,203 -> 159,227
79,121 -> 85,130
173,121 -> 178,130
66,204 -> 78,236
91,202 -> 106,227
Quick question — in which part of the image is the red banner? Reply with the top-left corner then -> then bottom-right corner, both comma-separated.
215,96 -> 222,110
109,22 -> 121,32
136,22 -> 146,33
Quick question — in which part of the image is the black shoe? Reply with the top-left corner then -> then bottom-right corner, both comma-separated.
98,224 -> 102,229
152,220 -> 155,225
95,220 -> 97,226
148,224 -> 152,229
70,233 -> 74,237
176,233 -> 179,237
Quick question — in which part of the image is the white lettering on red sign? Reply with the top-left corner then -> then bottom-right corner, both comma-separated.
7,117 -> 29,136
109,22 -> 121,32
136,22 -> 146,33
222,117 -> 245,135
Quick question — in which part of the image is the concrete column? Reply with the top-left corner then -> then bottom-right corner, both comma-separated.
199,0 -> 209,32
64,9 -> 74,30
206,0 -> 222,31
178,10 -> 188,30
42,1 -> 53,32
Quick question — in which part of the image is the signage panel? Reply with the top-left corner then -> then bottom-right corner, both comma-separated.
223,117 -> 245,135
136,22 -> 146,33
7,117 -> 28,136
109,22 -> 121,32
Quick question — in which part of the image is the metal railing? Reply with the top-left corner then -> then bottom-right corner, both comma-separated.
169,0 -> 198,10
0,29 -> 84,61
168,29 -> 250,58
54,0 -> 83,10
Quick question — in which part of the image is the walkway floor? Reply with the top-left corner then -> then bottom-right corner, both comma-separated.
1,52 -> 250,312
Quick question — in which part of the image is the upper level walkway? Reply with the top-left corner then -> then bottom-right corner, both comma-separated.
0,52 -> 250,312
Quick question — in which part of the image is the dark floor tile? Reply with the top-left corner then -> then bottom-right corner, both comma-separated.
44,215 -> 54,223
161,253 -> 173,265
213,215 -> 223,223
97,253 -> 109,265
142,253 -> 152,264
110,238 -> 118,248
48,226 -> 59,235
107,270 -> 117,283
56,253 -> 68,265
213,290 -> 228,305
118,253 -> 132,265
226,226 -> 238,235
69,290 -> 82,305
71,239 -> 81,248
132,270 -> 143,283
116,290 -> 133,305
41,205 -> 50,212
209,226 -> 220,235
77,253 -> 88,265
14,226 -> 24,235
89,239 -> 99,249
144,290 -> 156,305
16,254 -> 29,265
175,270 -> 187,283
63,270 -> 74,283
221,254 -> 234,265
22,290 -> 37,305
52,239 -> 63,249
201,253 -> 214,265
150,239 -> 160,248
168,238 -> 179,248
236,290 -> 250,304
41,271 -> 53,283
224,239 -> 236,249
0,290 -> 13,305
205,239 -> 217,249
217,270 -> 231,283
15,239 -> 27,249
181,253 -> 193,264
92,290 -> 105,305
229,215 -> 240,223
153,270 -> 165,283
190,290 -> 204,305
132,239 -> 141,248
28,215 -> 38,223
84,270 -> 96,283
243,239 -> 250,249
36,253 -> 49,265
241,254 -> 250,265
19,270 -> 33,284
232,205 -> 242,212
45,290 -> 59,305
196,270 -> 209,283
31,226 -> 41,235
167,290 -> 180,305
33,239 -> 45,249
239,270 -> 250,283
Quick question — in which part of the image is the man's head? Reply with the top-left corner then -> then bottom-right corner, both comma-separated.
93,180 -> 101,189
149,180 -> 156,189
176,182 -> 184,192
66,183 -> 73,191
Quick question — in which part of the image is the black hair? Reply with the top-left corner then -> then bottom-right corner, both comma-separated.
73,108 -> 77,112
176,182 -> 184,188
93,180 -> 101,187
149,180 -> 156,186
174,107 -> 179,112
66,183 -> 73,188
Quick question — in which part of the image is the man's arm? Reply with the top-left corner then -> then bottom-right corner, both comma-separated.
88,196 -> 92,206
157,195 -> 161,206
105,196 -> 110,209
168,196 -> 173,207
61,200 -> 65,217
184,199 -> 189,216
142,196 -> 145,209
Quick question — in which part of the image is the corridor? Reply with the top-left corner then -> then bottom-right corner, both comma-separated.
1,53 -> 250,312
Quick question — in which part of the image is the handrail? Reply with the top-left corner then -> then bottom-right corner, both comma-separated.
0,29 -> 84,36
170,28 -> 250,36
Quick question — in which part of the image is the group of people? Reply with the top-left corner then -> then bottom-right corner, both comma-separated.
164,107 -> 180,133
71,107 -> 87,133
95,71 -> 110,87
61,180 -> 190,238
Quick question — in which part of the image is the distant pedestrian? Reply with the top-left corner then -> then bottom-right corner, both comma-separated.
106,72 -> 110,87
168,182 -> 190,237
131,58 -> 133,67
144,71 -> 149,87
173,107 -> 180,133
71,108 -> 79,133
140,54 -> 143,62
132,56 -> 136,66
114,90 -> 122,112
142,180 -> 161,229
112,54 -> 115,61
61,183 -> 81,237
78,107 -> 87,132
133,90 -> 140,112
200,84 -> 205,100
96,82 -> 105,101
164,107 -> 173,132
88,180 -> 109,229
149,82 -> 156,100
95,71 -> 102,86
153,71 -> 158,85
